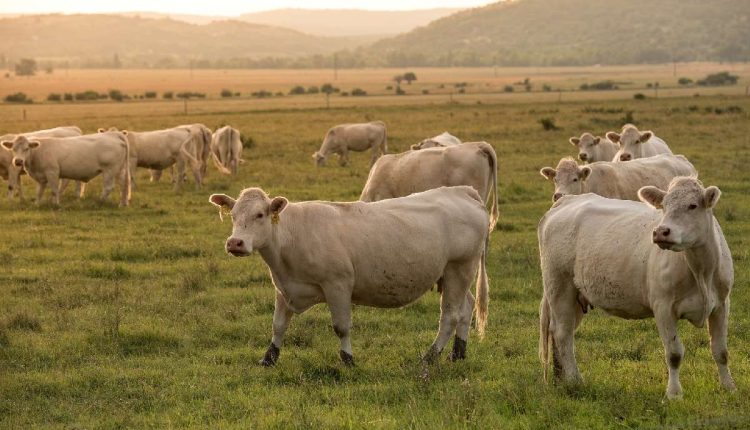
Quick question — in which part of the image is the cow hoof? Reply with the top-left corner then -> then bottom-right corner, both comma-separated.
340,350 -> 355,366
449,336 -> 467,361
258,343 -> 280,367
421,345 -> 441,364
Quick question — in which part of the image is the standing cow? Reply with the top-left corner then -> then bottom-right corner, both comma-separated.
568,132 -> 618,163
538,177 -> 735,399
607,124 -> 672,162
411,132 -> 462,150
209,186 -> 489,366
361,141 -> 499,231
1,132 -> 131,206
313,121 -> 387,167
540,155 -> 696,202
210,126 -> 243,175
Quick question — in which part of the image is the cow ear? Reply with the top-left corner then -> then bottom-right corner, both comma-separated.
569,137 -> 580,146
606,131 -> 620,143
638,131 -> 652,143
410,143 -> 420,150
209,194 -> 235,209
269,196 -> 288,214
121,130 -> 128,136
579,166 -> 592,181
28,140 -> 40,149
98,128 -> 105,133
540,167 -> 556,180
592,137 -> 600,145
638,186 -> 666,209
311,152 -> 318,159
1,141 -> 12,150
703,186 -> 721,209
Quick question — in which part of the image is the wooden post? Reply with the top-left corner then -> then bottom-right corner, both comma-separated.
23,109 -> 26,121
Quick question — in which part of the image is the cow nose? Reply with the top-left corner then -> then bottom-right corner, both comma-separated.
619,153 -> 631,162
653,226 -> 671,240
13,159 -> 23,166
553,193 -> 563,202
226,238 -> 244,252
579,153 -> 588,161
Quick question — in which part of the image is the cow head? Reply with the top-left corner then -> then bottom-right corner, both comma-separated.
569,132 -> 601,162
1,135 -> 39,167
540,158 -> 590,202
209,188 -> 288,257
607,124 -> 652,162
639,177 -> 720,252
412,139 -> 438,150
312,151 -> 326,167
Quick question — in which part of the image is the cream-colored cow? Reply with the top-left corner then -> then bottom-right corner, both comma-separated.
313,121 -> 387,167
540,154 -> 696,202
538,177 -> 735,399
361,141 -> 499,231
210,126 -> 243,175
209,186 -> 489,366
607,124 -> 673,162
411,132 -> 461,150
568,132 -> 618,163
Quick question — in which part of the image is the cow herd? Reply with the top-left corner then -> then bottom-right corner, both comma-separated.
1,118 -> 736,400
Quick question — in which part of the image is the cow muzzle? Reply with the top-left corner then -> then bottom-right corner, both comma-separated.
653,226 -> 675,250
12,158 -> 23,167
553,192 -> 563,202
226,237 -> 251,257
619,153 -> 632,162
578,153 -> 588,162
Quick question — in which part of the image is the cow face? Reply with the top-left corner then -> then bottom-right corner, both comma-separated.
607,126 -> 652,162
209,188 -> 288,256
569,133 -> 600,162
312,151 -> 326,167
540,158 -> 590,202
1,136 -> 39,167
639,177 -> 720,252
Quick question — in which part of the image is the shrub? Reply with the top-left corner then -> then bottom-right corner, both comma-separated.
422,89 -> 429,95
4,92 -> 31,103
47,93 -> 62,102
144,91 -> 157,99
385,85 -> 393,90
697,71 -> 739,86
320,83 -> 339,94
63,93 -> 73,101
678,77 -> 693,86
396,87 -> 406,95
74,90 -> 99,101
251,90 -> 272,98
542,84 -> 552,92
458,88 -> 465,94
539,118 -> 558,131
503,85 -> 514,92
289,85 -> 306,95
403,72 -> 417,85
307,86 -> 319,94
163,91 -> 174,99
351,88 -> 367,96
275,91 -> 284,97
633,93 -> 647,100
220,89 -> 233,98
108,89 -> 124,102
579,83 -> 590,90
176,91 -> 205,99
240,134 -> 254,149
340,91 -> 349,96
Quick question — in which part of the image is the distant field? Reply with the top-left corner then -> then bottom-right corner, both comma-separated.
0,77 -> 749,427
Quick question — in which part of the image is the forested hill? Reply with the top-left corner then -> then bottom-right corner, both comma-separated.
369,0 -> 750,66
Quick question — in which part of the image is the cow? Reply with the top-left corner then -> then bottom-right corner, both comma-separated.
209,186 -> 490,367
607,124 -> 673,162
538,177 -> 735,399
210,126 -> 243,175
540,154 -> 696,202
568,132 -> 618,163
1,132 -> 131,206
360,141 -> 499,231
1,126 -> 82,199
411,132 -> 461,150
313,121 -> 387,167
148,124 -> 211,183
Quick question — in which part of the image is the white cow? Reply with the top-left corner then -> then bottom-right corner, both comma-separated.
1,126 -> 82,199
540,155 -> 696,202
568,132 -> 618,163
313,121 -> 387,167
411,132 -> 462,150
538,177 -> 735,399
607,124 -> 673,162
1,132 -> 131,206
361,141 -> 499,231
148,124 -> 211,184
209,186 -> 489,366
210,126 -> 243,175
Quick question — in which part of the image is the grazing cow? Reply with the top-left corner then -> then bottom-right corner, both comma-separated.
148,124 -> 211,183
607,124 -> 672,162
360,141 -> 499,231
209,186 -> 489,366
1,126 -> 82,199
411,132 -> 461,150
210,126 -> 243,175
540,154 -> 696,202
1,132 -> 131,206
538,177 -> 735,399
313,121 -> 387,167
568,132 -> 618,163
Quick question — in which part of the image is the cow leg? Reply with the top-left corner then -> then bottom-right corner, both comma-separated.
259,290 -> 294,367
323,288 -> 354,366
424,265 -> 472,364
75,181 -> 85,199
150,169 -> 162,182
339,149 -> 349,167
708,299 -> 736,391
100,171 -> 115,202
174,161 -> 185,191
450,290 -> 475,361
47,175 -> 61,206
35,180 -> 47,204
59,179 -> 71,195
190,162 -> 202,190
547,280 -> 583,383
370,148 -> 380,167
654,306 -> 684,399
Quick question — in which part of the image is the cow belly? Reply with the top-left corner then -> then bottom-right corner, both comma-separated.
575,273 -> 652,319
351,261 -> 445,308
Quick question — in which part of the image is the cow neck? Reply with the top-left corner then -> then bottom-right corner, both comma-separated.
682,216 -> 721,326
257,211 -> 293,273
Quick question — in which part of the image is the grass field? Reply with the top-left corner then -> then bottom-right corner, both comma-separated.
1,68 -> 750,428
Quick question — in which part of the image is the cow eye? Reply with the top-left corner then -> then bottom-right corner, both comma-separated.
256,213 -> 264,219
688,204 -> 697,210
573,178 -> 578,182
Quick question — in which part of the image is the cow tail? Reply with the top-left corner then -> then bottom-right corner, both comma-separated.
211,149 -> 232,175
179,135 -> 202,170
475,230 -> 489,339
539,294 -> 551,383
479,142 -> 499,232
121,134 -> 131,205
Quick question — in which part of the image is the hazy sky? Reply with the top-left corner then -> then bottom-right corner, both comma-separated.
0,0 -> 496,15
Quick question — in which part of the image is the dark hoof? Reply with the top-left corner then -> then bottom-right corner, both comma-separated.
449,336 -> 467,361
258,343 -> 280,367
340,350 -> 355,366
421,345 -> 441,364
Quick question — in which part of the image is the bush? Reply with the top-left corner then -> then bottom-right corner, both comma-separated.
64,93 -> 73,101
503,85 -> 514,92
320,83 -> 339,94
542,84 -> 552,92
422,89 -> 429,95
307,86 -> 319,94
289,85 -> 306,95
697,71 -> 739,86
275,92 -> 284,97
633,93 -> 647,100
678,77 -> 693,86
240,133 -> 255,149
251,90 -> 272,98
75,90 -> 99,101
539,118 -> 558,130
108,89 -> 124,102
176,92 -> 205,99
220,89 -> 233,98
5,92 -> 31,103
47,93 -> 62,102
144,91 -> 157,99
340,91 -> 349,96
385,85 -> 393,90
458,88 -> 465,94
163,91 -> 174,99
646,83 -> 653,88
579,83 -> 590,90
351,88 -> 367,96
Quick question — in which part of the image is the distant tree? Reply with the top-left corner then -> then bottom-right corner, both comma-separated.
47,93 -> 62,102
351,88 -> 367,96
403,72 -> 417,85
393,74 -> 404,85
163,91 -> 174,99
678,77 -> 693,86
15,58 -> 37,76
697,71 -> 739,86
220,89 -> 233,98
503,85 -> 514,92
320,83 -> 339,94
289,85 -> 306,95
5,92 -> 31,103
144,91 -> 157,99
108,89 -> 124,102
307,86 -> 320,94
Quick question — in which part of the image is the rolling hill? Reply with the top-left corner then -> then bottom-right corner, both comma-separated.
370,0 -> 750,66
